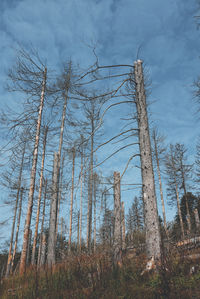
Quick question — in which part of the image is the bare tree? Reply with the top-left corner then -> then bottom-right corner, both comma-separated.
152,128 -> 168,236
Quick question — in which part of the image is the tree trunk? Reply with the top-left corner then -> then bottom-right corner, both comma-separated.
152,132 -> 168,236
56,153 -> 65,240
93,174 -> 97,253
26,229 -> 32,266
10,187 -> 23,274
37,179 -> 47,267
31,127 -> 48,265
77,211 -> 80,250
19,67 -> 47,275
121,201 -> 126,250
68,148 -> 75,252
194,209 -> 200,232
113,172 -> 122,266
6,143 -> 26,277
134,60 -> 161,261
79,151 -> 83,251
87,119 -> 94,251
40,233 -> 46,266
175,179 -> 185,239
47,152 -> 59,266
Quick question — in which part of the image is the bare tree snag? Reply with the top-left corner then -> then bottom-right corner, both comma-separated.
79,150 -> 83,251
113,171 -> 122,266
93,173 -> 97,253
19,67 -> 47,275
152,129 -> 168,236
11,187 -> 23,274
68,147 -> 75,252
134,60 -> 161,261
31,127 -> 48,265
37,179 -> 47,267
6,143 -> 26,277
175,182 -> 185,239
121,201 -> 126,250
47,152 -> 59,266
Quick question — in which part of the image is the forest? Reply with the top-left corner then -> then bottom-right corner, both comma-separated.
1,1 -> 200,299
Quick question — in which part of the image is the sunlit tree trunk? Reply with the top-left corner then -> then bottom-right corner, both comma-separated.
56,153 -> 65,240
134,60 -> 161,261
47,152 -> 59,266
6,143 -> 26,277
68,148 -> 75,252
93,173 -> 97,253
26,229 -> 32,266
19,67 -> 47,275
113,171 -> 122,266
31,127 -> 48,265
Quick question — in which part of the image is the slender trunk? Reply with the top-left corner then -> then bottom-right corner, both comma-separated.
19,67 -> 47,275
47,152 -> 59,266
121,201 -> 126,250
6,144 -> 26,277
175,179 -> 185,239
93,174 -> 97,253
182,180 -> 191,233
31,127 -> 48,265
87,119 -> 94,251
26,229 -> 32,265
77,211 -> 80,250
56,154 -> 65,240
134,60 -> 161,261
68,148 -> 75,252
79,152 -> 83,251
40,233 -> 46,266
37,179 -> 47,267
10,187 -> 23,274
113,172 -> 122,266
153,134 -> 168,236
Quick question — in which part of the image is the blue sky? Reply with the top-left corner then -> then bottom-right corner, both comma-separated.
0,0 -> 200,247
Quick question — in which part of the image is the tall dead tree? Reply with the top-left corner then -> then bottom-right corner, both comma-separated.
194,208 -> 200,232
113,171 -> 122,266
165,145 -> 185,239
152,129 -> 168,236
134,60 -> 161,261
37,179 -> 47,267
121,201 -> 126,250
11,187 -> 24,274
68,147 -> 76,252
31,126 -> 48,265
47,152 -> 59,266
6,142 -> 26,277
19,66 -> 47,274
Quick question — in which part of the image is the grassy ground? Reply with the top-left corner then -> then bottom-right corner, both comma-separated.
1,252 -> 200,299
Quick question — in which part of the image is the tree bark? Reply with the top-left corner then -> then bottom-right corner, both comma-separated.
134,60 -> 161,261
6,143 -> 26,277
175,178 -> 185,239
40,233 -> 46,266
68,148 -> 75,252
26,229 -> 32,266
113,171 -> 122,266
93,173 -> 97,253
19,67 -> 47,275
47,152 -> 59,266
31,127 -> 48,265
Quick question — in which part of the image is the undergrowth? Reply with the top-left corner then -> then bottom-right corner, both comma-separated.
1,252 -> 200,299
